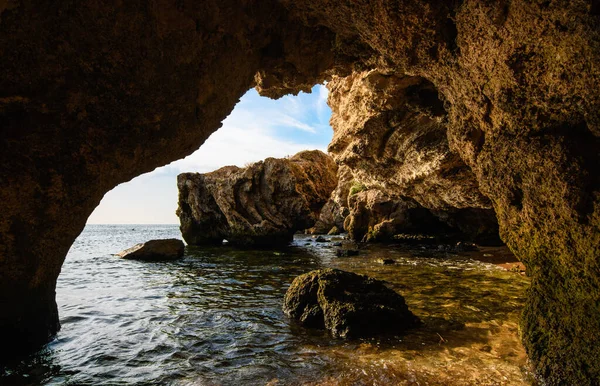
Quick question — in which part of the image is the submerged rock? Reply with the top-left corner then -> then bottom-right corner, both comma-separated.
117,239 -> 185,261
176,150 -> 337,247
283,268 -> 419,338
335,248 -> 359,257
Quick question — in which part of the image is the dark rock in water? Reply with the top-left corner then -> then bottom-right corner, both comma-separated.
283,268 -> 420,338
376,258 -> 396,265
332,241 -> 343,247
117,239 -> 185,261
455,241 -> 478,252
315,235 -> 329,243
336,248 -> 359,257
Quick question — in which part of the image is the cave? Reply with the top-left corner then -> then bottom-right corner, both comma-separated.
1,1 -> 599,384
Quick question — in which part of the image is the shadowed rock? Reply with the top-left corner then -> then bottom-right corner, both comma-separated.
117,239 -> 185,261
283,268 -> 420,338
177,150 -> 337,247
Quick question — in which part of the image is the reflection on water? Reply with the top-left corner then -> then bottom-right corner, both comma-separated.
0,225 -> 532,385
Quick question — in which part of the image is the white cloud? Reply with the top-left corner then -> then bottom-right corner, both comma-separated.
164,124 -> 325,174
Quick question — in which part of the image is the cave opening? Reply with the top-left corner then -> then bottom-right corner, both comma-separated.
2,1 -> 600,384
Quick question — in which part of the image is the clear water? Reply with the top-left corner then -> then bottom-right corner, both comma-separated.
0,225 -> 532,385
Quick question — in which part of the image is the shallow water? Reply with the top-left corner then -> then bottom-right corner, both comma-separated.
0,225 -> 532,385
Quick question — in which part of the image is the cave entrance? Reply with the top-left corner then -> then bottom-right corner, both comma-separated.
86,84 -> 333,225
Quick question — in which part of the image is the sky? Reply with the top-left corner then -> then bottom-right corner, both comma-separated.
86,85 -> 333,224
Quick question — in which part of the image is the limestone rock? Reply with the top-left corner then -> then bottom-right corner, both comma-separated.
326,70 -> 500,243
176,150 -> 337,247
314,165 -> 353,233
117,239 -> 185,261
283,268 -> 420,338
343,189 -> 449,242
1,1 -> 600,383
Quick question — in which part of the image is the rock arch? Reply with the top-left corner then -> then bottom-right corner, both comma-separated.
1,1 -> 599,384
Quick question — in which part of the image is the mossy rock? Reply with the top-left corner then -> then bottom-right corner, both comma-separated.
283,268 -> 420,338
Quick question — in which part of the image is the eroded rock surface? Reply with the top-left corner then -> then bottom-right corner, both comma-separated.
117,239 -> 185,261
1,1 -> 599,383
323,70 -> 500,243
283,268 -> 420,338
177,150 -> 337,247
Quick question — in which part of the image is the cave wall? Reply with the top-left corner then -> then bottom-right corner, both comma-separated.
0,0 -> 350,356
323,69 -> 500,243
1,0 -> 599,384
275,1 -> 600,383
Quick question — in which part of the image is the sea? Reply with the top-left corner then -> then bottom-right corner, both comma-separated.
1,224 -> 533,385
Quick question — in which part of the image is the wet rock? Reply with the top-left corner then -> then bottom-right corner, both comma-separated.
117,239 -> 185,261
376,258 -> 396,265
283,268 -> 420,338
455,242 -> 478,252
332,241 -> 343,247
315,235 -> 328,243
336,249 -> 359,257
177,150 -> 337,247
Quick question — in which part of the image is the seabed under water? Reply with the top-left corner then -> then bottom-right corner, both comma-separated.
1,225 -> 532,385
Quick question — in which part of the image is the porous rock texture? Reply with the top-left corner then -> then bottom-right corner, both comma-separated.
117,239 -> 185,261
321,69 -> 501,243
177,150 -> 337,247
1,1 -> 599,383
283,268 -> 420,338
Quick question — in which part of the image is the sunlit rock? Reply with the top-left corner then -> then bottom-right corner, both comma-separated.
176,150 -> 337,247
117,239 -> 185,261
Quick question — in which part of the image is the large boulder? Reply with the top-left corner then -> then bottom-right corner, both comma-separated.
117,239 -> 185,261
283,268 -> 420,338
177,150 -> 338,247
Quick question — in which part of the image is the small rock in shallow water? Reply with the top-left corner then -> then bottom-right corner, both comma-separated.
376,258 -> 396,265
336,248 -> 359,257
283,268 -> 420,338
315,235 -> 329,242
117,239 -> 185,261
455,241 -> 478,252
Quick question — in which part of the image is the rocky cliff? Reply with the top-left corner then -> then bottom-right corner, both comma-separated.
1,1 -> 599,383
177,150 -> 337,247
318,70 -> 500,243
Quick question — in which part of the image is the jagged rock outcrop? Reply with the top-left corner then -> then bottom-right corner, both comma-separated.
313,165 -> 353,234
1,1 -> 600,384
117,239 -> 185,261
323,70 -> 500,243
177,150 -> 337,247
283,268 -> 420,338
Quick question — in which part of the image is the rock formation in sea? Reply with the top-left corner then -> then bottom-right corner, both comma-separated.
283,268 -> 420,338
117,239 -> 185,261
1,1 -> 599,383
177,150 -> 337,247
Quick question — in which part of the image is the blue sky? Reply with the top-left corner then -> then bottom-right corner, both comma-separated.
86,85 -> 332,224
